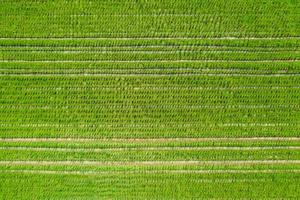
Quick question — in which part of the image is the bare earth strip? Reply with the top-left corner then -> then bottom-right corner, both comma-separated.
2,45 -> 298,51
0,123 -> 293,128
0,105 -> 299,110
0,37 -> 299,40
4,50 -> 294,54
0,68 -> 287,73
1,73 -> 300,77
1,146 -> 299,152
1,137 -> 299,142
1,86 -> 300,91
0,59 -> 298,63
0,160 -> 299,166
1,169 -> 300,175
0,68 -> 296,75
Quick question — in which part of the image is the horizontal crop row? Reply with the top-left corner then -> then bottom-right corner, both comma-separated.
1,138 -> 299,148
1,38 -> 299,48
1,0 -> 298,38
1,51 -> 299,61
1,147 -> 299,161
1,62 -> 299,74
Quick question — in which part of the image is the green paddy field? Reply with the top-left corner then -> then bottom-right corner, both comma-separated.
0,0 -> 300,199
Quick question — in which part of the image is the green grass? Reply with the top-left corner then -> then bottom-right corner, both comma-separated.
0,0 -> 300,199
0,0 -> 299,37
1,173 -> 300,199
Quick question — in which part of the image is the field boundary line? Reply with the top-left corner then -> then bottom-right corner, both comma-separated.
3,86 -> 300,90
0,37 -> 299,40
2,45 -> 298,50
0,67 -> 283,72
0,123 -> 293,128
4,50 -> 296,54
1,73 -> 300,77
3,49 -> 299,54
1,146 -> 299,152
0,160 -> 299,166
1,105 -> 299,110
1,137 -> 299,142
0,59 -> 298,63
1,169 -> 300,175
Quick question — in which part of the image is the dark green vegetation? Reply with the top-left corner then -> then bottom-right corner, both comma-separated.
0,0 -> 300,199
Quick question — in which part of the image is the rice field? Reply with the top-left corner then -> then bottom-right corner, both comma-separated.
0,0 -> 300,199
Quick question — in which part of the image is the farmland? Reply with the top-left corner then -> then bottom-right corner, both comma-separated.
0,0 -> 300,199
